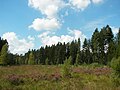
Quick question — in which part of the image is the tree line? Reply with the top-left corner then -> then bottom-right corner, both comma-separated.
0,25 -> 120,65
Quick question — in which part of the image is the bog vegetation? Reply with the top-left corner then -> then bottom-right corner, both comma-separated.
0,25 -> 120,89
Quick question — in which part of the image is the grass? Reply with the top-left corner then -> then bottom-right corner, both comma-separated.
0,65 -> 120,90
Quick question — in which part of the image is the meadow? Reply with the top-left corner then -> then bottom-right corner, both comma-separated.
0,65 -> 120,90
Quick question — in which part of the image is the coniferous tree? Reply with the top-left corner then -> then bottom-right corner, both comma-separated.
105,25 -> 114,64
115,29 -> 120,58
91,28 -> 100,63
82,38 -> 92,64
45,58 -> 49,65
99,27 -> 106,64
7,53 -> 15,65
107,40 -> 116,63
70,41 -> 78,65
0,37 -> 8,52
28,51 -> 35,65
75,52 -> 80,65
75,38 -> 81,65
0,44 -> 8,65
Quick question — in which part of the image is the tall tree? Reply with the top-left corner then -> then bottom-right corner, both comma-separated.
7,53 -> 15,65
105,25 -> 114,63
75,38 -> 81,65
115,28 -> 120,58
107,40 -> 116,63
99,27 -> 106,64
91,28 -> 100,63
0,44 -> 9,65
70,40 -> 78,65
0,37 -> 8,52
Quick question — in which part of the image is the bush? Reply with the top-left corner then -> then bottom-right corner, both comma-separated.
89,63 -> 101,68
61,58 -> 71,78
111,57 -> 120,74
111,57 -> 120,86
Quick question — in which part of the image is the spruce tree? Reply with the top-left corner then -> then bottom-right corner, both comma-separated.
91,28 -> 100,63
70,41 -> 78,65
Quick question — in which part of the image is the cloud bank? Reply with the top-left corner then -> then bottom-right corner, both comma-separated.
2,32 -> 34,55
38,29 -> 86,46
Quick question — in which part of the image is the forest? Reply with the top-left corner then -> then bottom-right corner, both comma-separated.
0,25 -> 120,66
0,25 -> 120,89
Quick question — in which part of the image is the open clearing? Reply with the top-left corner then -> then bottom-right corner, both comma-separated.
0,65 -> 120,90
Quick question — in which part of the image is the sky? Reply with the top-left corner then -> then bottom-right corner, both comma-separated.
0,0 -> 120,55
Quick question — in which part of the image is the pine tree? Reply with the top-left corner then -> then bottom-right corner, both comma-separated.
91,28 -> 100,63
28,51 -> 35,65
0,44 -> 8,65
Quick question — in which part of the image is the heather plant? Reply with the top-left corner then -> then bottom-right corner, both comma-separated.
7,74 -> 24,85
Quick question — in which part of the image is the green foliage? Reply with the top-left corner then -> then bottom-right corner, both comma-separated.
75,53 -> 80,65
61,57 -> 71,77
111,57 -> 120,74
89,63 -> 101,68
0,44 -> 8,65
28,52 -> 35,65
45,58 -> 49,65
1,25 -> 120,66
91,28 -> 100,62
111,57 -> 120,86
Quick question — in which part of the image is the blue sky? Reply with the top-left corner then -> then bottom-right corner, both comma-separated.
0,0 -> 120,54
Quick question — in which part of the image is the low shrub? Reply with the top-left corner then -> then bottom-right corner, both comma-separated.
61,58 -> 71,78
7,74 -> 24,86
89,63 -> 102,68
111,57 -> 120,87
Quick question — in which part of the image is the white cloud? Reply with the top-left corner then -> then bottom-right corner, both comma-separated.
69,0 -> 91,11
2,32 -> 34,55
28,0 -> 65,31
28,0 -> 65,19
69,0 -> 104,11
28,0 -> 104,31
92,0 -> 103,4
111,26 -> 119,35
38,29 -> 86,46
29,18 -> 61,31
68,28 -> 87,43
